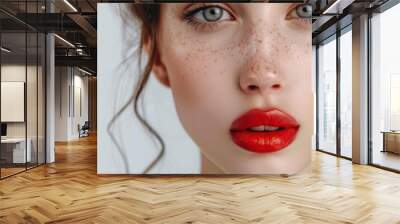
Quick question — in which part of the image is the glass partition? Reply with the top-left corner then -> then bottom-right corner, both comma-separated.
38,32 -> 45,165
1,31 -> 28,178
0,1 -> 46,179
27,31 -> 38,169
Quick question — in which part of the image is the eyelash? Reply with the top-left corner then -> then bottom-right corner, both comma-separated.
182,4 -> 311,32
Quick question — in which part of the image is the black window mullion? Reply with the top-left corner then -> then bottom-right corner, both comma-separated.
367,11 -> 373,165
336,29 -> 341,157
0,25 -> 2,180
316,45 -> 320,151
24,0 -> 28,171
36,0 -> 39,168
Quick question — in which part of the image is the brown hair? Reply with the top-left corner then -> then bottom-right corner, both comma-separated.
107,4 -> 163,174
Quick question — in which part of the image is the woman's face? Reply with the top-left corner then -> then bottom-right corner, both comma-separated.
153,3 -> 313,174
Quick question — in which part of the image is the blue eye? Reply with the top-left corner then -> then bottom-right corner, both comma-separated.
202,7 -> 223,22
285,3 -> 312,25
296,4 -> 313,18
189,6 -> 233,23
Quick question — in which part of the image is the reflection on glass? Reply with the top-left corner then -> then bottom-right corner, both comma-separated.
371,3 -> 400,171
340,29 -> 352,158
38,32 -> 46,165
27,32 -> 38,169
318,37 -> 337,154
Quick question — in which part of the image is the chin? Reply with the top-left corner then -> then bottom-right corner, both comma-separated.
215,141 -> 311,175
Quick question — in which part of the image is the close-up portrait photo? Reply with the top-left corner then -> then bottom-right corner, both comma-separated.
97,3 -> 314,174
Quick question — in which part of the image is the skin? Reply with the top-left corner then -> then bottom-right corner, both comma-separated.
147,3 -> 313,174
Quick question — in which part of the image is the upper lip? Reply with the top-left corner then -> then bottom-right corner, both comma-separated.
230,108 -> 299,131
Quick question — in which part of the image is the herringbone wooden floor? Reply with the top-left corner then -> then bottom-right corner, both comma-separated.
1,134 -> 400,224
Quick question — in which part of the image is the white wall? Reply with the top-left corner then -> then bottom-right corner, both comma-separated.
1,82 -> 25,122
97,4 -> 200,174
55,67 -> 89,141
1,66 -> 26,134
1,65 -> 38,137
55,67 -> 68,141
72,72 -> 89,138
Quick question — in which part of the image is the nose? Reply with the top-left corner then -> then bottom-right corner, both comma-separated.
239,23 -> 284,94
240,71 -> 282,94
239,57 -> 283,94
238,26 -> 284,95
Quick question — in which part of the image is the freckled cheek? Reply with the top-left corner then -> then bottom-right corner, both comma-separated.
162,48 -> 240,132
164,48 -> 235,101
283,44 -> 313,124
282,41 -> 312,79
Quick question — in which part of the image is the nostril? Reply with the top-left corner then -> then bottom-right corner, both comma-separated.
248,85 -> 258,91
271,84 -> 281,89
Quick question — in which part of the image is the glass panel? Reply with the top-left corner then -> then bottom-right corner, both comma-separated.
27,31 -> 38,169
27,0 -> 39,170
38,32 -> 45,165
340,29 -> 352,158
318,37 -> 337,154
1,30 -> 27,177
371,3 -> 400,171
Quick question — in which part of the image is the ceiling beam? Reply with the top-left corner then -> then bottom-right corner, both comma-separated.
323,0 -> 356,14
55,55 -> 96,69
67,13 -> 97,39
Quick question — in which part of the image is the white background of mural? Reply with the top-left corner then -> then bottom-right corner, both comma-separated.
97,4 -> 200,174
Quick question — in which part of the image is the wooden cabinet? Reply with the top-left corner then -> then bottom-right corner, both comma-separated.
382,131 -> 400,154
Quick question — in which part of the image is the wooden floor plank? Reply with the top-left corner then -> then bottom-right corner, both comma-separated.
1,134 -> 400,223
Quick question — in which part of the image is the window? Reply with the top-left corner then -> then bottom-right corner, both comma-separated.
339,28 -> 352,158
370,2 -> 400,171
317,36 -> 337,155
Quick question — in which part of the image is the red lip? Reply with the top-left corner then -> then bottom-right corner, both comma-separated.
230,108 -> 300,153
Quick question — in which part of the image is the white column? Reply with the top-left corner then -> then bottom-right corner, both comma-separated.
352,14 -> 369,164
46,33 -> 55,163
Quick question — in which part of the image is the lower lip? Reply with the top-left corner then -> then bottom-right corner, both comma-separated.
230,127 -> 299,153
